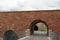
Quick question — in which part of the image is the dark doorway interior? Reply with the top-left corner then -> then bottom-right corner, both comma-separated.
30,20 -> 49,36
34,25 -> 38,31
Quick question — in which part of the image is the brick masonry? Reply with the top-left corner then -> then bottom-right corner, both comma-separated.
0,10 -> 60,38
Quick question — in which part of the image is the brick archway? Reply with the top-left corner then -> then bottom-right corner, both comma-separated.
30,20 -> 49,36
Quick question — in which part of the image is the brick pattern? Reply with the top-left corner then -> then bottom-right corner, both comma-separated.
0,10 -> 60,38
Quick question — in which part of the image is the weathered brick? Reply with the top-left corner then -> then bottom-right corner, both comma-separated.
0,10 -> 60,37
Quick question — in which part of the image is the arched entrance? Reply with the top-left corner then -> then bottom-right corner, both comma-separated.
30,20 -> 49,36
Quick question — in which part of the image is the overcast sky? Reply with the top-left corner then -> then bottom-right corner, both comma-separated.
0,0 -> 60,12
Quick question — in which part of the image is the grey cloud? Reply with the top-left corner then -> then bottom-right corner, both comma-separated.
0,0 -> 60,12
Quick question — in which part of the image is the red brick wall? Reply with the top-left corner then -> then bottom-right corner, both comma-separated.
0,10 -> 60,38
